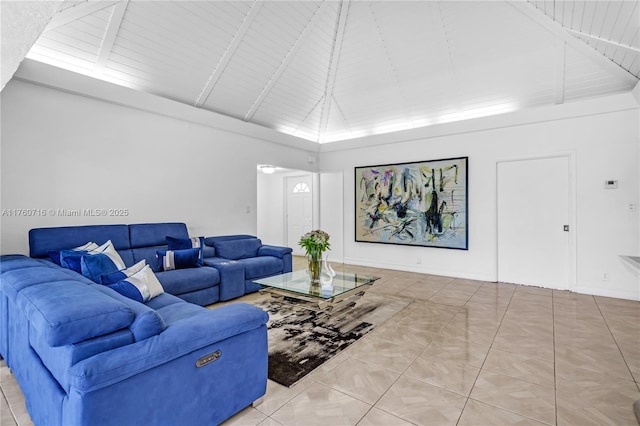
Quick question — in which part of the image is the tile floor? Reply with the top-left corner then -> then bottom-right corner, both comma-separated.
2,259 -> 639,425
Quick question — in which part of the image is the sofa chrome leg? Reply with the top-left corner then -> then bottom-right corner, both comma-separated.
252,397 -> 264,408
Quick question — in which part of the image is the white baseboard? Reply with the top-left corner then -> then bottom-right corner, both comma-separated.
342,258 -> 640,301
343,257 -> 495,282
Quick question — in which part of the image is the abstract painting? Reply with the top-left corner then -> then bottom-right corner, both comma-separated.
355,156 -> 468,249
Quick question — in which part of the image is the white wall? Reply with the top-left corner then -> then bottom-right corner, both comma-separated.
1,65 -> 317,255
320,93 -> 640,300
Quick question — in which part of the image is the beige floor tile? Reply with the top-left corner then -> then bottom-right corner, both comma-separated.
428,294 -> 470,307
0,392 -> 8,412
492,329 -> 554,361
438,312 -> 500,344
1,379 -> 26,416
253,378 -> 315,416
482,348 -> 555,388
595,296 -> 640,316
555,361 -> 638,394
221,406 -> 267,426
459,399 -> 548,426
1,409 -> 17,426
555,345 -> 634,382
447,278 -> 488,292
470,371 -> 556,425
375,376 -> 467,426
318,358 -> 401,404
556,377 -> 640,426
514,285 -> 553,297
434,287 -> 477,300
368,281 -> 414,297
365,321 -> 436,351
398,286 -> 439,301
419,337 -> 490,369
395,302 -> 459,332
420,275 -> 456,285
355,407 -> 414,426
271,382 -> 370,426
304,350 -> 351,382
349,336 -> 422,373
0,363 -> 11,385
404,356 -> 480,396
257,417 -> 284,426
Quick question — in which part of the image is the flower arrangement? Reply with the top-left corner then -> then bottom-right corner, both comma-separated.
298,229 -> 331,261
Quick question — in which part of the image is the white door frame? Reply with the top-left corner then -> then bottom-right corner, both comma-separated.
284,173 -> 317,256
495,151 -> 577,291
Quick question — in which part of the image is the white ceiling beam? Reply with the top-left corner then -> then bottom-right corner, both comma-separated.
93,1 -> 128,77
509,1 -> 637,84
555,41 -> 566,104
45,1 -> 117,32
194,0 -> 263,108
565,28 -> 640,55
319,0 -> 350,143
244,2 -> 329,122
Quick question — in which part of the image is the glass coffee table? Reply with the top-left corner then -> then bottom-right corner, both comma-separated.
254,270 -> 380,309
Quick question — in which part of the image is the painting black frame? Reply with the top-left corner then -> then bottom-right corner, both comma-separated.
354,156 -> 468,250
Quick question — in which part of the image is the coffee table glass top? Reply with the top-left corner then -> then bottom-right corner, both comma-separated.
254,270 -> 379,300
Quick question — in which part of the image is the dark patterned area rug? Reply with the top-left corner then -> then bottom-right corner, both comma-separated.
257,292 -> 410,387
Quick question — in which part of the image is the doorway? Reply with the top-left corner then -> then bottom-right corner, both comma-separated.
285,175 -> 313,255
497,155 -> 574,290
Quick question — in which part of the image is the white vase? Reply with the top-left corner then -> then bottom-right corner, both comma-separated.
323,253 -> 336,277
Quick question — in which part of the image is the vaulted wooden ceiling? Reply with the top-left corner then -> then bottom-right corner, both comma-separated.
24,0 -> 640,143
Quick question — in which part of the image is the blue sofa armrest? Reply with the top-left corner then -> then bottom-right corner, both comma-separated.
68,303 -> 268,393
258,245 -> 293,274
202,260 -> 245,301
258,245 -> 292,259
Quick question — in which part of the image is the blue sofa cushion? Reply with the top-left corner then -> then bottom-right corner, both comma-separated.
81,254 -> 120,283
167,236 -> 205,264
215,239 -> 262,260
15,280 -> 134,346
60,240 -> 126,278
129,223 -> 189,248
240,256 -> 285,280
100,260 -> 147,285
89,240 -> 126,269
131,246 -> 166,273
48,242 -> 98,265
29,224 -> 130,258
157,249 -> 201,271
156,267 -> 220,295
108,264 -> 164,303
59,250 -> 89,272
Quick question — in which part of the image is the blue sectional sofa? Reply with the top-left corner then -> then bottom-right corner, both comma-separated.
28,222 -> 292,305
0,254 -> 269,425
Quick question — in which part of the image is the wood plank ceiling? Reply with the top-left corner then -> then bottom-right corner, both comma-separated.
25,0 -> 639,144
